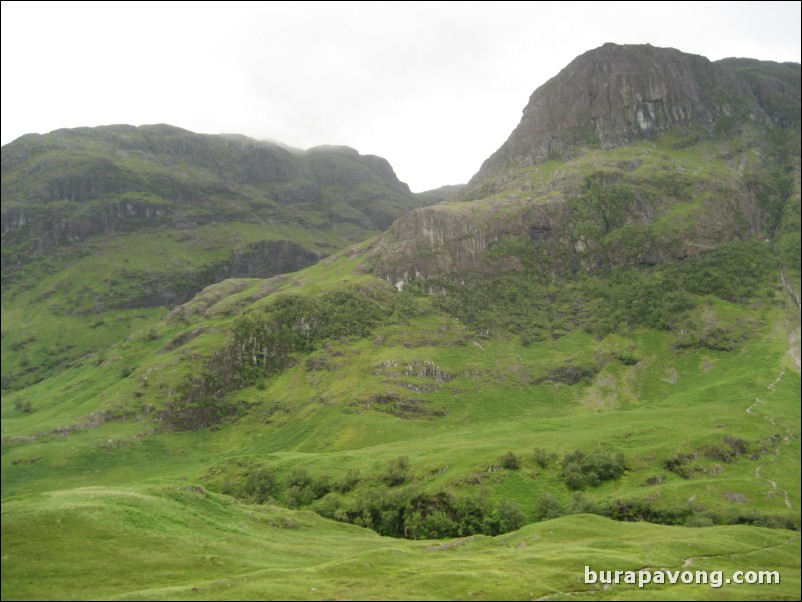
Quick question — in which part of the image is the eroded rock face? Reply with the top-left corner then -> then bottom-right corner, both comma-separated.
369,44 -> 800,284
368,200 -> 554,284
472,44 -> 800,184
110,240 -> 321,309
227,240 -> 320,280
369,169 -> 774,285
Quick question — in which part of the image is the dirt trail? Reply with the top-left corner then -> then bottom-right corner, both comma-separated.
681,535 -> 799,570
754,463 -> 793,509
745,368 -> 794,510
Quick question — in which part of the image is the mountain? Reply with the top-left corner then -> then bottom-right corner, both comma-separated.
474,44 -> 799,182
2,44 -> 800,601
369,44 -> 800,282
1,124 -> 432,389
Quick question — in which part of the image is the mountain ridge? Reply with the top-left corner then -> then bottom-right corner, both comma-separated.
1,124 -> 436,389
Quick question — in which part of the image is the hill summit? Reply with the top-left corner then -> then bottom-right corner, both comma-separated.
369,43 -> 800,283
473,43 -> 800,184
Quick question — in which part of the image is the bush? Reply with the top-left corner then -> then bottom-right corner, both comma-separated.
285,484 -> 315,508
500,451 -> 520,470
333,468 -> 360,493
317,486 -> 528,539
242,467 -> 278,504
407,510 -> 458,540
674,242 -> 774,301
569,492 -> 601,515
382,456 -> 411,486
535,494 -> 565,520
454,496 -> 489,536
563,449 -> 626,490
312,475 -> 332,498
533,447 -> 555,468
564,464 -> 586,491
686,515 -> 715,528
14,399 -> 33,413
282,468 -> 318,507
484,500 -> 526,535
312,492 -> 344,519
285,467 -> 313,489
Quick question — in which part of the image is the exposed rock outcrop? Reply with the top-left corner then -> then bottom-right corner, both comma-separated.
471,44 -> 800,187
370,44 -> 800,284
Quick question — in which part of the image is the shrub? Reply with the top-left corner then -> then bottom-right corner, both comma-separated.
14,399 -> 33,413
562,449 -> 626,490
500,451 -> 520,470
484,500 -> 526,535
535,494 -> 565,520
533,447 -> 555,468
407,510 -> 458,540
382,456 -> 411,486
312,475 -> 332,498
319,487 -> 527,539
313,492 -> 345,519
285,467 -> 313,489
285,485 -> 315,508
333,468 -> 360,493
569,492 -> 601,515
242,467 -> 278,504
454,496 -> 489,536
564,464 -> 586,491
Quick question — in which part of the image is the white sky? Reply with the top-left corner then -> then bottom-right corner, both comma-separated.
2,1 -> 800,191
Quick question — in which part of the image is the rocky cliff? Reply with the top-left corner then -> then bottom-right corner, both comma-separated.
470,44 -> 800,188
369,44 -> 800,284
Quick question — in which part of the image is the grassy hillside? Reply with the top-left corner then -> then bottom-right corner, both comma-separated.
1,125 -> 433,391
2,52 -> 800,600
2,220 -> 799,599
3,488 -> 799,601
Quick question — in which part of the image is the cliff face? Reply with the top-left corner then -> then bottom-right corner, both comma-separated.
471,44 -> 800,186
369,166 -> 772,285
369,44 -> 800,284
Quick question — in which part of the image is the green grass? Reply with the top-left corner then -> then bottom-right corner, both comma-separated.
2,229 -> 799,598
2,122 -> 800,599
3,263 -> 798,522
2,487 -> 799,601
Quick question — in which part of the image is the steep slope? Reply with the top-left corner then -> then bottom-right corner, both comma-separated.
368,44 -> 800,286
1,124 -> 431,389
2,44 -> 800,601
472,43 -> 800,186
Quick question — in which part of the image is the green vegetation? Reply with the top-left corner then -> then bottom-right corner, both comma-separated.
563,449 -> 627,490
2,56 -> 800,600
3,488 -> 798,601
2,211 -> 799,599
1,125 -> 432,391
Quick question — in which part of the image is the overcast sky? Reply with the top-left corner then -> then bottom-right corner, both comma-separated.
2,1 -> 800,191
